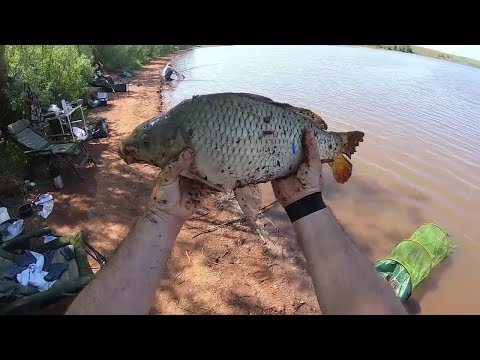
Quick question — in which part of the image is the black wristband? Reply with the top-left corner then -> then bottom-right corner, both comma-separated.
285,192 -> 326,223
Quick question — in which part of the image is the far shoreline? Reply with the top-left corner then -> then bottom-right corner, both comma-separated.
356,45 -> 480,70
193,45 -> 480,70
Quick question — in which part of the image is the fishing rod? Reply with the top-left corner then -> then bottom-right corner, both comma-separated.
177,79 -> 217,82
161,78 -> 217,85
174,71 -> 186,80
176,63 -> 220,72
172,72 -> 215,82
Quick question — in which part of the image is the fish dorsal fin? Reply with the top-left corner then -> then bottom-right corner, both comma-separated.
234,93 -> 328,130
202,93 -> 329,130
234,93 -> 292,109
235,93 -> 275,102
289,106 -> 328,130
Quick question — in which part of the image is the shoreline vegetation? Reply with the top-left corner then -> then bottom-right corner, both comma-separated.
0,45 -> 192,180
360,45 -> 480,69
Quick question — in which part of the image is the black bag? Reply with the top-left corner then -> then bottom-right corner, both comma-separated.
88,119 -> 109,139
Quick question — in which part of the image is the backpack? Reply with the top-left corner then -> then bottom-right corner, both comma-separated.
88,119 -> 109,139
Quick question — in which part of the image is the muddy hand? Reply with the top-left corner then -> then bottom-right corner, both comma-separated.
271,128 -> 324,207
148,149 -> 209,223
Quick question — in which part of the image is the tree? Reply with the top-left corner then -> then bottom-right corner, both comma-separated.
0,46 -> 6,87
0,45 -> 11,129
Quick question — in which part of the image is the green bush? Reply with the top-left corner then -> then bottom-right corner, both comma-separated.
93,45 -> 190,70
5,45 -> 94,115
0,137 -> 27,179
1,45 -> 190,128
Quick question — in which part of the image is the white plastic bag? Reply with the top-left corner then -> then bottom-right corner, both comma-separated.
3,219 -> 24,241
0,207 -> 10,224
43,234 -> 58,244
35,194 -> 54,219
72,127 -> 88,141
39,200 -> 54,219
34,194 -> 53,206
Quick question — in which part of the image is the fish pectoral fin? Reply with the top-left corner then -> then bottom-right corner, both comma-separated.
179,170 -> 224,192
233,184 -> 263,220
329,155 -> 353,184
234,184 -> 272,244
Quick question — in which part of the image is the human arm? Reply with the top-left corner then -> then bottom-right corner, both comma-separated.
292,207 -> 407,314
271,129 -> 407,315
66,149 -> 207,315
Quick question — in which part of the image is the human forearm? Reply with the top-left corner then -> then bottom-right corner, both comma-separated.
66,213 -> 183,315
294,207 -> 407,315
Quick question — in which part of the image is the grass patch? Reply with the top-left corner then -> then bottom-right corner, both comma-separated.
0,137 -> 27,180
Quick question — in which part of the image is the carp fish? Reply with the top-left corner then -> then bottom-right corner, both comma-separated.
119,92 -> 364,219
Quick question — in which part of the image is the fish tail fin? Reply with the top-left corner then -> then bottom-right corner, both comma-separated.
340,131 -> 365,159
329,131 -> 364,184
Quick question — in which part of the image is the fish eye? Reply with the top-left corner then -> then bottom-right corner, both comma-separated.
141,134 -> 149,144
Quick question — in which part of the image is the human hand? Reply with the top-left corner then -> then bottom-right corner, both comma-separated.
271,128 -> 324,208
147,149 -> 209,224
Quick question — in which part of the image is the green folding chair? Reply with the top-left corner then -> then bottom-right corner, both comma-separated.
7,119 -> 95,181
0,231 -> 104,314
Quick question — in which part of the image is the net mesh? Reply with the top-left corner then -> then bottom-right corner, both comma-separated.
376,223 -> 453,299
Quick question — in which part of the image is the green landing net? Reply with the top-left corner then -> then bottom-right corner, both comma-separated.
375,223 -> 454,302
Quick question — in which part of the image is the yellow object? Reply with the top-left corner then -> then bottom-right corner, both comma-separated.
330,155 -> 352,184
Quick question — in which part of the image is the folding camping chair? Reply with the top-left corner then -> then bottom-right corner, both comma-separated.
7,119 -> 95,181
24,82 -> 50,133
0,230 -> 105,314
104,75 -> 119,99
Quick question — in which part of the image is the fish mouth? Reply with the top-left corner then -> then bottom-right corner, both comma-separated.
118,143 -> 137,165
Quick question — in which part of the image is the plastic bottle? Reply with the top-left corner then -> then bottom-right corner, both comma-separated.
49,164 -> 64,189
